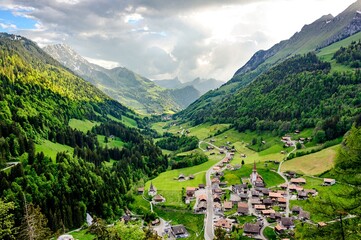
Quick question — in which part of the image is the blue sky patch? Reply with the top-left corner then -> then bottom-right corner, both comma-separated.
0,9 -> 37,31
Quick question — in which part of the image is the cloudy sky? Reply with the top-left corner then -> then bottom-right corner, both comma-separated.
0,0 -> 356,82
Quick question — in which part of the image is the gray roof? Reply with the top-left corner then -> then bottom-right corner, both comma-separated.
243,223 -> 260,234
172,225 -> 187,235
281,217 -> 294,227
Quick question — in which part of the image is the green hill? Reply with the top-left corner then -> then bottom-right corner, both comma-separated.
0,33 -> 167,235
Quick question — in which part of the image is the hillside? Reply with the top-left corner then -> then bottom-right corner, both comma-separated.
44,44 -> 199,114
179,0 -> 361,121
0,33 -> 167,236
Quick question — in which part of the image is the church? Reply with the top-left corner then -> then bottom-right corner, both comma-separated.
250,161 -> 265,187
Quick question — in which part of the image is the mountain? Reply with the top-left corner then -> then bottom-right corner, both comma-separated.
154,77 -> 224,95
179,0 -> 361,122
0,33 -> 167,234
44,44 -> 199,114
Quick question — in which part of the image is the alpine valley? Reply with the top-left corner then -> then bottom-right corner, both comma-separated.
1,1 -> 361,240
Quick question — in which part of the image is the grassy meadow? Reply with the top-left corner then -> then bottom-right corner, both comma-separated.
68,119 -> 100,133
35,140 -> 74,161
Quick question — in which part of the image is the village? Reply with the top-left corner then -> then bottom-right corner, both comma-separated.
135,133 -> 338,240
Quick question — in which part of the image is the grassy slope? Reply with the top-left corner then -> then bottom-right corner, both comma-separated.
35,140 -> 74,161
97,135 -> 125,149
68,119 -> 100,133
107,114 -> 138,128
69,229 -> 95,240
281,145 -> 340,175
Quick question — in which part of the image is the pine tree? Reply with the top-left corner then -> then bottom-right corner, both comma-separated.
0,199 -> 16,240
18,202 -> 51,240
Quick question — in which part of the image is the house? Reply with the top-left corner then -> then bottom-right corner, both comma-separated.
196,201 -> 207,212
261,209 -> 275,215
318,222 -> 327,227
232,184 -> 247,194
171,225 -> 189,238
243,223 -> 261,236
280,217 -> 294,229
214,202 -> 222,213
198,184 -> 205,189
250,198 -> 262,205
239,193 -> 249,201
261,188 -> 270,196
230,193 -> 241,205
275,224 -> 285,233
297,190 -> 308,200
213,188 -> 223,195
277,197 -> 287,204
198,194 -> 207,202
254,205 -> 266,211
148,182 -> 157,196
299,210 -> 310,220
219,182 -> 227,187
153,195 -> 165,203
121,215 -> 131,223
214,219 -> 232,232
213,194 -> 221,202
289,184 -> 304,192
262,198 -> 273,206
178,174 -> 185,180
57,235 -> 74,240
290,178 -> 306,185
238,202 -> 249,215
270,212 -> 282,220
137,187 -> 144,195
223,201 -> 233,210
186,187 -> 197,198
269,192 -> 283,199
291,206 -> 302,214
151,218 -> 160,226
251,190 -> 260,197
189,174 -> 195,180
323,178 -> 336,186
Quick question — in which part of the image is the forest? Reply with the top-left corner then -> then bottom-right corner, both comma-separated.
334,40 -> 361,68
156,133 -> 198,152
0,34 -> 168,239
179,51 -> 361,142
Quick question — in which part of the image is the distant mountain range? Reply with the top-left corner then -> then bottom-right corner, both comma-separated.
43,44 -> 199,115
154,77 -> 224,95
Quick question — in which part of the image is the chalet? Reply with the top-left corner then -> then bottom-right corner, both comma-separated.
240,153 -> 246,158
277,197 -> 287,204
198,194 -> 207,202
186,187 -> 197,198
261,209 -> 275,215
275,224 -> 285,233
243,223 -> 261,236
238,206 -> 249,215
262,198 -> 273,206
295,130 -> 300,134
232,184 -> 247,194
223,201 -> 233,211
210,139 -> 215,142
230,193 -> 241,204
213,194 -> 221,202
261,141 -> 266,144
281,217 -> 294,229
213,166 -> 221,171
323,178 -> 336,186
297,190 -> 308,200
219,150 -> 225,154
305,189 -> 317,196
214,219 -> 232,232
279,183 -> 288,189
178,174 -> 185,180
214,202 -> 222,213
250,198 -> 262,205
299,210 -> 310,220
234,164 -> 241,170
196,201 -> 207,212
254,205 -> 266,211
270,212 -> 282,220
151,218 -> 160,226
261,188 -> 270,196
137,187 -> 144,195
286,171 -> 297,178
291,206 -> 302,214
171,225 -> 189,238
57,235 -> 74,240
153,195 -> 165,203
210,152 -> 215,155
290,178 -> 306,185
198,184 -> 205,189
251,190 -> 260,197
289,184 -> 304,192
212,178 -> 220,184
239,193 -> 249,201
269,192 -> 283,199
238,202 -> 249,215
148,182 -> 157,196
215,171 -> 224,177
189,174 -> 195,180
213,188 -> 223,195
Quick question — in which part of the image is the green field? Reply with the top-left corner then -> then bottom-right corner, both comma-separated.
69,119 -> 100,133
145,150 -> 223,207
154,206 -> 204,240
107,114 -> 138,128
69,229 -> 95,240
97,135 -> 125,149
263,226 -> 277,240
281,145 -> 339,175
35,140 -> 74,161
223,162 -> 285,187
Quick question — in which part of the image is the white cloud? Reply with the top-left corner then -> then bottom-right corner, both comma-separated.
84,57 -> 121,69
0,0 -> 357,82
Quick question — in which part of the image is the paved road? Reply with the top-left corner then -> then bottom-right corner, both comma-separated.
201,141 -> 229,240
